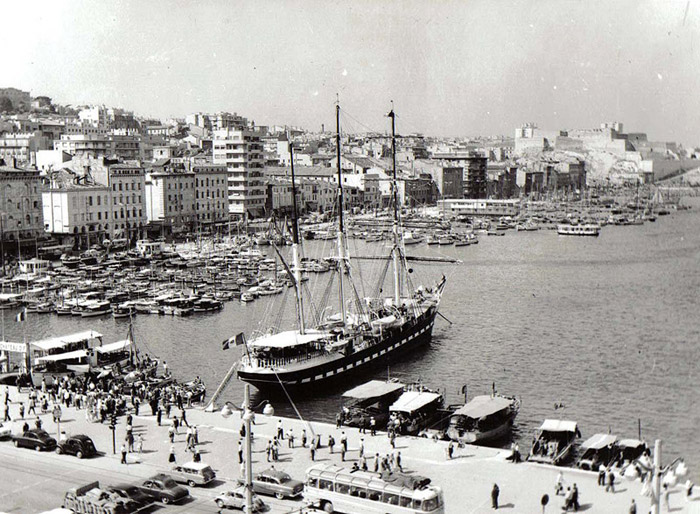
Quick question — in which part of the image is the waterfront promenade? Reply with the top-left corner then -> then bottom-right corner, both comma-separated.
0,386 -> 696,513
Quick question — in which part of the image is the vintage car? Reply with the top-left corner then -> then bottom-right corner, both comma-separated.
106,484 -> 154,511
214,486 -> 266,511
12,429 -> 57,451
169,461 -> 216,487
135,474 -> 190,504
0,422 -> 11,439
238,468 -> 304,500
56,434 -> 97,459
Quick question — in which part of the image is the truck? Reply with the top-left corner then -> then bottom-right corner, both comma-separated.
63,482 -> 139,514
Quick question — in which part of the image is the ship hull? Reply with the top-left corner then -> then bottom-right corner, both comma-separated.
237,306 -> 438,394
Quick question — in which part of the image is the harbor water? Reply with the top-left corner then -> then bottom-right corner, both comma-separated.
4,199 -> 699,474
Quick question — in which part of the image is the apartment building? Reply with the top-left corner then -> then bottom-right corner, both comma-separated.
212,128 -> 265,218
0,165 -> 44,243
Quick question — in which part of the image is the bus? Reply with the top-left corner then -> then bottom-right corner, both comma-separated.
304,463 -> 444,514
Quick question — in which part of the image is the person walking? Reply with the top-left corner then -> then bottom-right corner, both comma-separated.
18,402 -> 24,420
181,408 -> 189,428
360,454 -> 367,471
328,434 -> 335,454
136,434 -> 143,454
193,448 -> 201,463
605,470 -> 615,493
126,431 -> 134,453
373,453 -> 380,472
340,431 -> 347,452
120,444 -> 128,464
571,483 -> 580,511
168,445 -> 176,463
156,407 -> 162,426
555,471 -> 565,495
390,431 -> 396,449
359,437 -> 364,458
629,499 -> 637,514
370,416 -> 376,436
301,429 -> 307,448
491,483 -> 499,510
277,419 -> 283,440
288,428 -> 295,448
597,467 -> 606,486
340,445 -> 346,462
238,441 -> 243,464
396,451 -> 403,472
310,444 -> 315,461
168,424 -> 175,443
28,396 -> 36,416
447,442 -> 454,460
3,404 -> 10,422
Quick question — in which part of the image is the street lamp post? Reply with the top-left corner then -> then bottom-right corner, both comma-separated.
221,384 -> 273,514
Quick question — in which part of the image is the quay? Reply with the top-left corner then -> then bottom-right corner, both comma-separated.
0,386 -> 695,513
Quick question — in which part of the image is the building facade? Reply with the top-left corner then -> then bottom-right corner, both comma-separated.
212,128 -> 265,218
0,166 -> 44,245
464,156 -> 488,199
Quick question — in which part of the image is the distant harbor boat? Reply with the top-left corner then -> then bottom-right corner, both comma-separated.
556,224 -> 601,237
528,419 -> 580,466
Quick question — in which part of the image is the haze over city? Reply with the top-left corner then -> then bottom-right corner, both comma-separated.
3,0 -> 699,143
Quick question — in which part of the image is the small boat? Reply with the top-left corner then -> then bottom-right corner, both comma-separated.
446,394 -> 521,444
426,235 -> 439,246
81,300 -> 112,318
486,229 -> 506,236
387,389 -> 445,436
528,419 -> 581,466
339,379 -> 406,430
557,224 -> 600,236
611,439 -> 650,471
402,232 -> 423,245
60,254 -> 81,269
577,433 -> 618,471
112,304 -> 135,319
240,292 -> 255,303
193,298 -> 223,313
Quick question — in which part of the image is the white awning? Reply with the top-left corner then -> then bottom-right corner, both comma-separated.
390,391 -> 442,414
342,380 -> 405,400
249,330 -> 329,349
539,419 -> 578,433
31,330 -> 103,352
452,395 -> 514,419
96,340 -> 132,353
35,349 -> 88,363
581,433 -> 617,450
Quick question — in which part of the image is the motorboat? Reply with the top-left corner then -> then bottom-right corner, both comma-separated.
387,389 -> 444,436
446,394 -> 521,444
528,419 -> 581,465
339,380 -> 406,430
81,300 -> 112,318
577,433 -> 618,471
402,232 -> 423,245
556,224 -> 601,236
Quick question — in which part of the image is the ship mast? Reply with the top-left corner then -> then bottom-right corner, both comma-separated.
288,133 -> 305,334
335,101 -> 348,324
387,105 -> 402,306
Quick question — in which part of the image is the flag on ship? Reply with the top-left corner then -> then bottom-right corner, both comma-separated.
222,332 -> 246,350
15,309 -> 26,322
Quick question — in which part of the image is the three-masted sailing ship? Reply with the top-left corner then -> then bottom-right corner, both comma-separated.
214,104 -> 447,395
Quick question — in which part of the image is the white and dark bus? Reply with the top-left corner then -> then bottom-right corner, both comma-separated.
305,463 -> 445,513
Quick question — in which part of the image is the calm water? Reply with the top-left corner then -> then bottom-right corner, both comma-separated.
5,199 -> 699,472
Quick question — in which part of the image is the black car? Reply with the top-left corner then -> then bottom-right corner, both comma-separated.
56,434 -> 97,459
107,484 -> 154,510
12,429 -> 57,451
135,474 -> 190,505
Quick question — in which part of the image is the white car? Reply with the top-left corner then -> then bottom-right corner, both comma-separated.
0,422 -> 11,439
214,486 -> 266,512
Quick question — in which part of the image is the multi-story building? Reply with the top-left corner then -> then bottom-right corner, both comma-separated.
399,175 -> 438,207
412,160 -> 463,199
191,162 -> 229,229
145,165 -> 196,234
213,128 -> 265,218
0,165 -> 44,246
0,132 -> 50,166
93,163 -> 147,240
54,134 -> 111,159
464,156 -> 488,199
78,105 -> 109,128
42,170 -> 111,247
297,178 -> 336,213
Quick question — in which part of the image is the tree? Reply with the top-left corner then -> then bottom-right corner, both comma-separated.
0,97 -> 13,113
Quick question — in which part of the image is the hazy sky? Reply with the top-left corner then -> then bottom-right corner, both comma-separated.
3,0 -> 699,144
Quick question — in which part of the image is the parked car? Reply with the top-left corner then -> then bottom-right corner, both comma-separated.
12,429 -> 57,451
0,422 -> 11,439
106,484 -> 154,511
169,461 -> 216,487
214,486 -> 266,511
135,474 -> 190,504
56,434 -> 97,459
238,468 -> 304,500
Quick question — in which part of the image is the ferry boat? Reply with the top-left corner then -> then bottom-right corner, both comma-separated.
528,419 -> 581,466
217,106 -> 449,397
339,379 -> 406,429
388,389 -> 445,436
577,433 -> 618,471
556,223 -> 600,236
446,394 -> 521,444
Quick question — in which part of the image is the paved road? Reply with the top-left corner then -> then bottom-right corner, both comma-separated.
0,386 -> 695,513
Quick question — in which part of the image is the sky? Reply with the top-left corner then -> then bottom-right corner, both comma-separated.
2,0 -> 700,145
